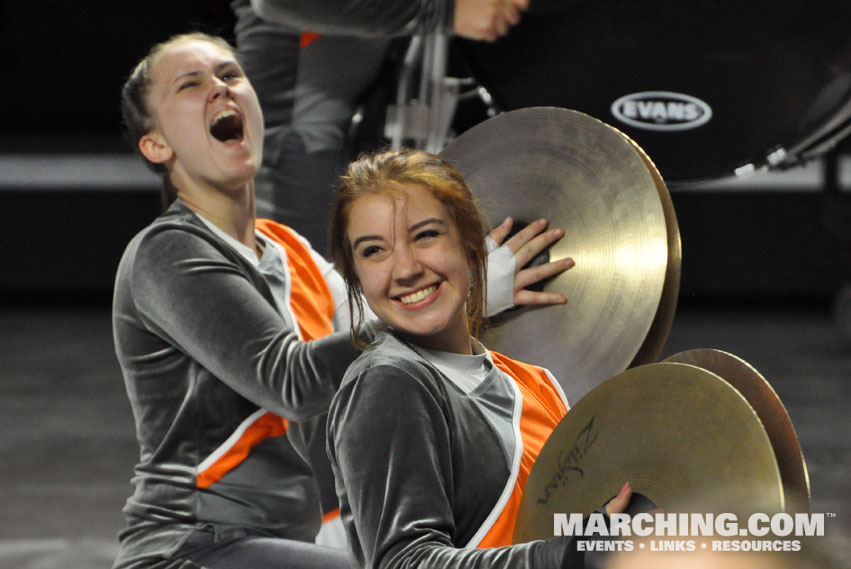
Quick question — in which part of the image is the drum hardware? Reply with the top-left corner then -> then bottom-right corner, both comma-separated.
453,2 -> 851,183
382,3 -> 851,183
384,32 -> 479,153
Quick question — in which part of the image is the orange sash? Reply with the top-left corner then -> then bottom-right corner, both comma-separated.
197,220 -> 335,488
471,352 -> 568,548
255,219 -> 335,341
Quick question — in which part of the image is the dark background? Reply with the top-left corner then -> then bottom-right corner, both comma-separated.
1,1 -> 850,304
0,2 -> 235,149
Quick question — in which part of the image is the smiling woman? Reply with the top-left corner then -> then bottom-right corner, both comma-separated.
345,182 -> 480,354
330,150 -> 488,349
326,149 -> 631,569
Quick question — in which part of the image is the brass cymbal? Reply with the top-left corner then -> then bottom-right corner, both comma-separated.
616,131 -> 682,369
441,107 -> 675,404
663,349 -> 811,510
512,362 -> 784,544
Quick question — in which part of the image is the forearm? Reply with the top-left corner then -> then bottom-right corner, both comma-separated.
133,227 -> 360,420
242,329 -> 362,418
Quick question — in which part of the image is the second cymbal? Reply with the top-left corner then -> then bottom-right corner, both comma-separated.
664,348 -> 810,510
513,362 -> 784,544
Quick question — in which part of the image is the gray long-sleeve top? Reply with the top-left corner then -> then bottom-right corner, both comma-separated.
112,200 -> 361,567
327,331 -> 573,569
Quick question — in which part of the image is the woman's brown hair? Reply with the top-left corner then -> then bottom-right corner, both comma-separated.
329,148 -> 487,346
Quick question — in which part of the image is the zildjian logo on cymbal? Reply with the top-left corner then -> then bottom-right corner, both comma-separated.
537,416 -> 599,506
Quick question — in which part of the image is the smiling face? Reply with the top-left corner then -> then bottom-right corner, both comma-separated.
140,38 -> 263,195
347,184 -> 474,354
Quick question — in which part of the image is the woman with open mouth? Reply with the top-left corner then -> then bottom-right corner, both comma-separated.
326,148 -> 631,569
112,33 -> 573,569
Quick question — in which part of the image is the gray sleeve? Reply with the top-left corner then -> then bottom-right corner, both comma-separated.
250,0 -> 454,37
129,226 -> 361,421
328,364 -> 570,569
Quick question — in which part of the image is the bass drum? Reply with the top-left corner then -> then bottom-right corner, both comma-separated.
454,0 -> 851,184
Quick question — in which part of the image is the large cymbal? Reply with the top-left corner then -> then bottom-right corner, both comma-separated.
616,132 -> 682,369
513,362 -> 784,544
663,349 -> 810,510
440,107 -> 675,404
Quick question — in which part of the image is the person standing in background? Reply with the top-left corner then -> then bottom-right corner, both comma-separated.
230,0 -> 529,252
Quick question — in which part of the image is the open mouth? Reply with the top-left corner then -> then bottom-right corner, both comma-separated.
209,109 -> 245,143
398,284 -> 439,305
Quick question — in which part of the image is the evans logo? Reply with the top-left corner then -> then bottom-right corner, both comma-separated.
611,91 -> 712,131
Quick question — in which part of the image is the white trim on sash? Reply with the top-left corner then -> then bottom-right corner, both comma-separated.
197,408 -> 268,474
463,374 -> 524,548
261,234 -> 303,341
544,368 -> 570,410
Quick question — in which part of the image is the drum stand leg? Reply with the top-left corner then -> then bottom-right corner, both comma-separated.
822,151 -> 851,342
384,33 -> 470,153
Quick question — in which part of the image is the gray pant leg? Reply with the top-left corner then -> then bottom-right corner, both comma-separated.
175,530 -> 350,569
272,34 -> 393,254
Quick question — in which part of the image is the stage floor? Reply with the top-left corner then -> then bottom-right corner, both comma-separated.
1,300 -> 849,568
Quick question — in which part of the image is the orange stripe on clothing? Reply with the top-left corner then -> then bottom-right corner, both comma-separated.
300,31 -> 321,48
322,508 -> 341,524
197,412 -> 289,489
197,221 -> 334,489
475,352 -> 568,548
255,219 -> 334,341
